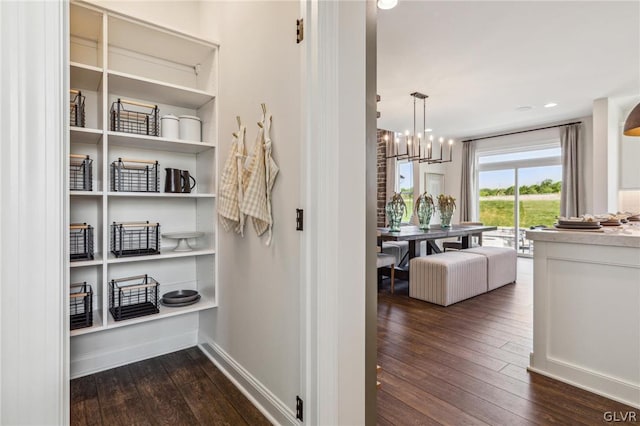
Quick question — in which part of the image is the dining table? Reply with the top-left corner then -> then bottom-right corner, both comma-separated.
378,224 -> 498,280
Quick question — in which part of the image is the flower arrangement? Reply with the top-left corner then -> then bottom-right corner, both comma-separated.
415,192 -> 435,230
437,194 -> 456,228
437,194 -> 456,212
385,192 -> 407,232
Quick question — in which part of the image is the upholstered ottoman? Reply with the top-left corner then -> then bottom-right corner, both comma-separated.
463,246 -> 517,290
409,252 -> 487,306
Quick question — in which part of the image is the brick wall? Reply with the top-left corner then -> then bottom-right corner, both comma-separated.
377,129 -> 393,227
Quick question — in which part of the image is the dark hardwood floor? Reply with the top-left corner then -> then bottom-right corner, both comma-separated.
71,346 -> 270,426
71,258 -> 639,426
377,258 -> 640,425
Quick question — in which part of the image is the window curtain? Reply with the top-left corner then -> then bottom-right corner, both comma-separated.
460,141 -> 477,221
386,155 -> 396,207
560,123 -> 581,217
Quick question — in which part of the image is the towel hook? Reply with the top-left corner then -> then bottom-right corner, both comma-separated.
261,103 -> 267,114
236,116 -> 242,127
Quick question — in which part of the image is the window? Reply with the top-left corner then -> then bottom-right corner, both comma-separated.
396,160 -> 413,222
476,143 -> 562,256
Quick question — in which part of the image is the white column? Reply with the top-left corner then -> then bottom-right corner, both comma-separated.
0,1 -> 68,424
303,0 -> 375,424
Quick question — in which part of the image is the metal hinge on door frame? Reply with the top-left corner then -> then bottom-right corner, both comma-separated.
296,18 -> 304,44
296,209 -> 304,231
296,396 -> 304,421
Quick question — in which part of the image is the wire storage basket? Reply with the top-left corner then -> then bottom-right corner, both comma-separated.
110,98 -> 159,136
70,89 -> 85,128
70,154 -> 93,191
109,275 -> 160,321
111,221 -> 160,258
111,158 -> 159,192
70,223 -> 94,261
70,282 -> 93,330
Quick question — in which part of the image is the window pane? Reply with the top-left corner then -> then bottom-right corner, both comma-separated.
478,147 -> 561,164
397,161 -> 413,222
518,165 -> 562,255
479,169 -> 516,249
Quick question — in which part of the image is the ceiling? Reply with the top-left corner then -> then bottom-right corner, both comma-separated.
377,1 -> 640,140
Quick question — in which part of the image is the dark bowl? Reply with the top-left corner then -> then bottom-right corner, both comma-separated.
162,289 -> 199,304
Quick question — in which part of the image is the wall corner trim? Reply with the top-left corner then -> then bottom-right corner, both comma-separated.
199,341 -> 298,426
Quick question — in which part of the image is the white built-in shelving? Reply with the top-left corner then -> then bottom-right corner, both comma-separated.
68,0 -> 218,359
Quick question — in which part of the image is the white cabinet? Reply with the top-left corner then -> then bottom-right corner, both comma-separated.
68,3 -> 218,373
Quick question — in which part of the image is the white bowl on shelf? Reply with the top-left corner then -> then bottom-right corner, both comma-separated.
162,231 -> 205,252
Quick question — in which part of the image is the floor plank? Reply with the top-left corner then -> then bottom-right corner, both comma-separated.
178,376 -> 248,426
71,347 -> 269,426
94,365 -> 138,408
377,258 -> 640,424
377,388 -> 442,425
186,347 -> 272,426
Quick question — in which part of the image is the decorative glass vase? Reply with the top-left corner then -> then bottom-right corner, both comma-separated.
439,207 -> 455,228
386,193 -> 406,232
415,192 -> 434,230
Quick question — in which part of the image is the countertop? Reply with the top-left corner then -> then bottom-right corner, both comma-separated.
527,225 -> 640,248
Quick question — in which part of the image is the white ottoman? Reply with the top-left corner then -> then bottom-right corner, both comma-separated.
463,246 -> 517,290
409,252 -> 487,306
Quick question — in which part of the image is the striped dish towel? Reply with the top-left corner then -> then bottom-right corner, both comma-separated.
240,112 -> 279,245
218,124 -> 247,235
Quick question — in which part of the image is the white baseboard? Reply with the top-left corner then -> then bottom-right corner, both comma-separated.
528,361 -> 640,410
71,331 -> 197,379
199,340 -> 298,425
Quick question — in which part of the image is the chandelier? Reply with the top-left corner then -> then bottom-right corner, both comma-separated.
385,92 -> 453,164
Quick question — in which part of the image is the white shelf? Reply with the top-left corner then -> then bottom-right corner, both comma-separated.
107,192 -> 215,198
70,254 -> 103,268
71,191 -> 104,197
107,248 -> 215,264
71,296 -> 217,336
108,70 -> 215,109
70,127 -> 103,144
107,131 -> 214,154
68,5 -> 219,376
105,295 -> 217,331
70,62 -> 103,92
70,310 -> 104,337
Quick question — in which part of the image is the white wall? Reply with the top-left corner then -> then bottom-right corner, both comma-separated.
197,1 -> 302,423
580,116 -> 594,214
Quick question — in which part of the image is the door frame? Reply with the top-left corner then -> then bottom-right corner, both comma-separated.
300,1 -> 377,424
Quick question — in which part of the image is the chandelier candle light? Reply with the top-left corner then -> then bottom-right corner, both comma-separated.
385,92 -> 454,164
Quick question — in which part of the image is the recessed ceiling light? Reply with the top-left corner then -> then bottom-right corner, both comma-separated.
516,106 -> 534,111
377,0 -> 398,10
544,102 -> 558,108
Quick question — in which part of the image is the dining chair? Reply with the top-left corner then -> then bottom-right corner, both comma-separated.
377,231 -> 396,293
442,221 -> 484,251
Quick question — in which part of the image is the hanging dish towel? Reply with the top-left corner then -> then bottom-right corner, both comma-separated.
241,109 -> 279,245
218,121 -> 247,235
263,114 -> 279,245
